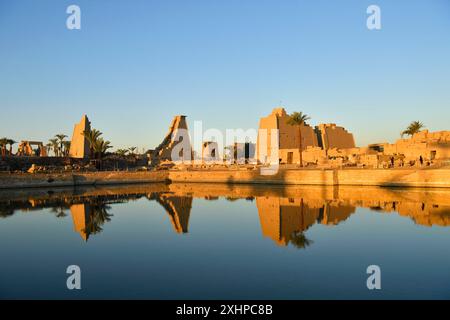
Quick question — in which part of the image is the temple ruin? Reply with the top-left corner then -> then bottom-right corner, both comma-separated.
256,107 -> 450,168
310,130 -> 450,168
151,115 -> 192,166
16,141 -> 47,157
257,108 -> 355,165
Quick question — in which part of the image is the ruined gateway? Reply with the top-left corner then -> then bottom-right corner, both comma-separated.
151,115 -> 192,166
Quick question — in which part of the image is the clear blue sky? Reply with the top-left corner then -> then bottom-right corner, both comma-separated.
1,0 -> 449,150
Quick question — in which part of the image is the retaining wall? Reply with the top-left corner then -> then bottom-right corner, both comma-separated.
2,168 -> 450,189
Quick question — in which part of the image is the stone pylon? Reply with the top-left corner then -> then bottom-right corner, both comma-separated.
151,115 -> 192,166
69,115 -> 91,159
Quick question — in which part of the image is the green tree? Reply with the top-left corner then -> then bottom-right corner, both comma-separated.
82,128 -> 103,159
286,112 -> 311,167
128,146 -> 137,155
401,121 -> 425,137
93,138 -> 112,159
55,134 -> 68,157
62,141 -> 71,156
115,149 -> 128,157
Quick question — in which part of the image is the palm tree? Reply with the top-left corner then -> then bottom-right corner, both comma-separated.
55,134 -> 68,157
286,112 -> 311,167
128,147 -> 137,155
93,138 -> 112,159
115,149 -> 128,157
49,138 -> 59,156
401,121 -> 425,138
62,141 -> 71,156
82,128 -> 103,159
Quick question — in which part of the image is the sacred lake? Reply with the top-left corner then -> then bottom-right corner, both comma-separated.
0,183 -> 449,299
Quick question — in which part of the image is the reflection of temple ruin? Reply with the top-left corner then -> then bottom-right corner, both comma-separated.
69,202 -> 113,241
155,194 -> 193,233
354,200 -> 450,227
70,203 -> 90,241
68,192 -> 193,240
256,197 -> 355,246
2,184 -> 450,245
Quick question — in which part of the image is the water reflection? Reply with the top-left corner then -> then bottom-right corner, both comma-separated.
71,202 -> 113,241
153,194 -> 192,234
256,197 -> 354,246
1,183 -> 450,247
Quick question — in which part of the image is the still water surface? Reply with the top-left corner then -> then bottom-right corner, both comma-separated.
0,183 -> 449,299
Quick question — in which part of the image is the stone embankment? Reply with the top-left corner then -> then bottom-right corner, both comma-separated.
0,171 -> 169,189
1,167 -> 450,189
168,167 -> 450,188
